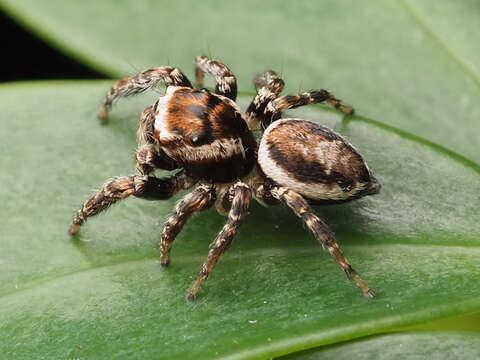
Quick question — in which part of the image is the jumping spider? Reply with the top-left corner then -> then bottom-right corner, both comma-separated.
69,56 -> 381,300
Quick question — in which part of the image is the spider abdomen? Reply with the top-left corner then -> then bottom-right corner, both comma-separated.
258,119 -> 380,203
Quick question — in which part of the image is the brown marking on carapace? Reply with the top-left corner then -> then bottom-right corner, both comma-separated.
208,98 -> 249,140
163,88 -> 213,146
155,87 -> 257,182
162,87 -> 252,146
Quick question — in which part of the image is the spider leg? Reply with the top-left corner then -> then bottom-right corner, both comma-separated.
98,66 -> 192,120
68,171 -> 196,235
136,105 -> 156,146
186,182 -> 251,300
136,144 -> 178,175
271,187 -> 375,298
245,70 -> 285,130
160,184 -> 216,267
134,105 -> 178,174
265,89 -> 354,122
194,55 -> 237,101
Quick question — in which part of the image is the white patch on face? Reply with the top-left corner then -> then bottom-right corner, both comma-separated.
154,86 -> 181,143
258,119 -> 368,201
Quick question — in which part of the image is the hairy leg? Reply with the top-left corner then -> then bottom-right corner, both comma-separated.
195,55 -> 237,101
69,171 -> 196,235
99,66 -> 192,120
160,185 -> 216,267
187,182 -> 251,300
265,89 -> 354,122
134,104 -> 179,174
136,105 -> 156,146
135,144 -> 178,175
245,70 -> 285,130
271,187 -> 375,298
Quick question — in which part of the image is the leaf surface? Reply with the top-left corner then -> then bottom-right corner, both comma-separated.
1,82 -> 479,359
282,332 -> 480,360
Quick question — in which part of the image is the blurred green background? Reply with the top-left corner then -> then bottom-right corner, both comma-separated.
0,1 -> 479,359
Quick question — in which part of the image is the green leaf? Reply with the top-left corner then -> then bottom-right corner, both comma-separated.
281,332 -> 480,360
1,81 -> 480,359
1,0 -> 479,164
283,311 -> 480,359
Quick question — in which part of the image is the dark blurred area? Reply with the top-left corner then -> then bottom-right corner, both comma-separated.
1,11 -> 104,82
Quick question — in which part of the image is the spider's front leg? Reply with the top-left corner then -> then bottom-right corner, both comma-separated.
271,187 -> 375,298
135,105 -> 178,175
194,55 -> 237,101
136,144 -> 178,175
98,66 -> 192,120
186,182 -> 251,300
68,171 -> 195,235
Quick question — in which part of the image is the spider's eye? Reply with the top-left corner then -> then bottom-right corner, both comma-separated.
153,100 -> 159,112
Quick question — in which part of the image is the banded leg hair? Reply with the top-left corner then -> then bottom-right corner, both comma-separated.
271,187 -> 375,298
136,104 -> 156,146
245,70 -> 285,130
135,106 -> 178,175
160,185 -> 216,267
136,144 -> 178,175
265,89 -> 354,122
69,171 -> 196,235
195,55 -> 237,101
187,182 -> 251,300
98,66 -> 192,120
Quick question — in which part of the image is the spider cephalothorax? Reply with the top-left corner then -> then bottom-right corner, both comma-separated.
69,55 -> 380,300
